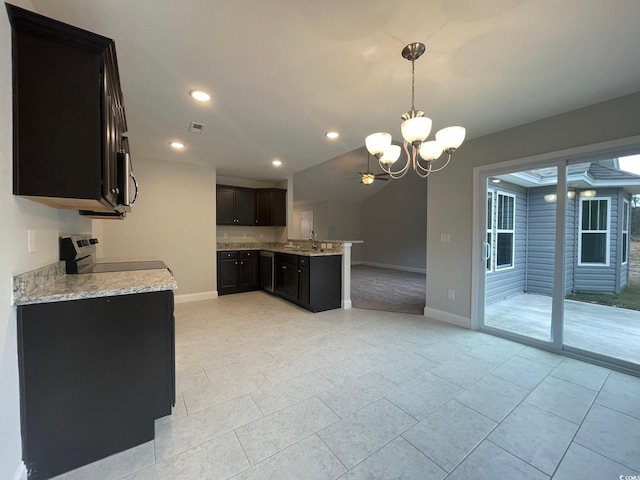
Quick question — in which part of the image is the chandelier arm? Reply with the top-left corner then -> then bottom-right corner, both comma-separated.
377,142 -> 412,178
422,152 -> 453,173
414,157 -> 433,174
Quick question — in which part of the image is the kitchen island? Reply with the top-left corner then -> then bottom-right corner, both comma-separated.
13,262 -> 177,479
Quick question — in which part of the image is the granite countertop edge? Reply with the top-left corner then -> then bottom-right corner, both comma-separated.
14,264 -> 177,306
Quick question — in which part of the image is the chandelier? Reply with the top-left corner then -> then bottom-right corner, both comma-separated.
365,42 -> 466,179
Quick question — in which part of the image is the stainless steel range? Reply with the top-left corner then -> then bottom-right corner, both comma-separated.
60,234 -> 168,274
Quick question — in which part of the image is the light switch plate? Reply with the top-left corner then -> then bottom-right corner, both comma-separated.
441,233 -> 451,243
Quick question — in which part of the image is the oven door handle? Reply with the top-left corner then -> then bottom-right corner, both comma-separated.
129,172 -> 138,206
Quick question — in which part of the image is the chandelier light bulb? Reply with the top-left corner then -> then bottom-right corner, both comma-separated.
419,141 -> 443,161
401,116 -> 432,145
380,145 -> 401,165
365,132 -> 392,158
436,126 -> 466,151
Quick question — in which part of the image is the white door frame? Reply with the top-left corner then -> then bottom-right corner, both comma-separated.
471,135 -> 640,373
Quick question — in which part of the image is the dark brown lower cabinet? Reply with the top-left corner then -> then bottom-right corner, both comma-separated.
17,290 -> 175,479
274,253 -> 341,312
217,251 -> 260,295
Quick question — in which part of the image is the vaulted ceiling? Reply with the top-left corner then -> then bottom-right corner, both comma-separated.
29,0 -> 640,204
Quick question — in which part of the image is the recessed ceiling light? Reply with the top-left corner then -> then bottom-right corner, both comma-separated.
272,159 -> 282,167
326,131 -> 339,139
189,90 -> 212,102
170,141 -> 185,149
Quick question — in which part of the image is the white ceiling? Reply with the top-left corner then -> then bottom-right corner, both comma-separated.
29,0 -> 640,204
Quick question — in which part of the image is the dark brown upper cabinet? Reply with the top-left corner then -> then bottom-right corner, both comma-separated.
7,4 -> 128,215
256,188 -> 286,226
217,185 -> 287,226
216,185 -> 255,225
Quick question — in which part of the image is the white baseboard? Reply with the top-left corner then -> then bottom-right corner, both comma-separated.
350,260 -> 362,266
12,462 -> 27,480
341,299 -> 352,309
360,261 -> 426,274
174,291 -> 218,304
423,306 -> 471,329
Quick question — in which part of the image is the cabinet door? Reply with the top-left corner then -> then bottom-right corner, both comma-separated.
217,187 -> 237,225
299,265 -> 310,305
255,190 -> 273,226
12,28 -> 102,201
275,257 -> 298,299
272,189 -> 287,226
17,291 -> 172,479
239,254 -> 259,291
236,188 -> 255,225
218,254 -> 239,295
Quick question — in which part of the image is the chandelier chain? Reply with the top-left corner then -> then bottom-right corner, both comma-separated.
411,58 -> 415,112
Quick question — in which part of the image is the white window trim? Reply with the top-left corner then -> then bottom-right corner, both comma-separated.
577,196 -> 611,267
486,190 -> 494,273
622,198 -> 630,265
494,191 -> 516,272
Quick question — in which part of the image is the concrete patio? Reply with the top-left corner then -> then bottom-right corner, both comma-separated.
485,293 -> 640,366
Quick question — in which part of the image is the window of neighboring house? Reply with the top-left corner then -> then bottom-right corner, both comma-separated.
622,199 -> 629,265
495,192 -> 516,270
486,191 -> 493,272
579,198 -> 610,265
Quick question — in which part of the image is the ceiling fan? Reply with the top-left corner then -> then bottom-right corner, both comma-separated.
350,153 -> 389,185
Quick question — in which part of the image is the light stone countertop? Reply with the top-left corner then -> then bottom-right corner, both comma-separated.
216,240 -> 359,256
15,268 -> 177,306
217,246 -> 342,256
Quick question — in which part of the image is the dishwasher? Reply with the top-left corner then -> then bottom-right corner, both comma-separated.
259,251 -> 275,293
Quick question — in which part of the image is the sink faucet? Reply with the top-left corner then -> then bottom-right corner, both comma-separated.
310,230 -> 318,250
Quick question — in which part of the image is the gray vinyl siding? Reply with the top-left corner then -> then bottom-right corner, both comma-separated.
573,188 -> 618,293
525,185 -> 575,295
486,182 -> 527,304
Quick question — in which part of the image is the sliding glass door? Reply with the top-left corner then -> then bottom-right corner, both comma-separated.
476,155 -> 640,373
483,166 -> 559,346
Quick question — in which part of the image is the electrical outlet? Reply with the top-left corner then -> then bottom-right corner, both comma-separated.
223,232 -> 228,238
260,233 -> 264,239
441,233 -> 451,243
448,289 -> 455,300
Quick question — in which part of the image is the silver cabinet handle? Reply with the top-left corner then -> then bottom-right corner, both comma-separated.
282,265 -> 287,269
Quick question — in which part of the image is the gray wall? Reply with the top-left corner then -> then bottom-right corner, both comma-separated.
101,158 -> 217,298
361,172 -> 427,272
327,201 -> 362,263
426,91 -> 640,325
0,3 -> 93,477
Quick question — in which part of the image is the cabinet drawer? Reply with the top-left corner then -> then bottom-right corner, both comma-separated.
219,251 -> 238,260
241,251 -> 258,259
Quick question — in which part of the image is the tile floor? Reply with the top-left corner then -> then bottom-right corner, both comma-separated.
54,291 -> 640,480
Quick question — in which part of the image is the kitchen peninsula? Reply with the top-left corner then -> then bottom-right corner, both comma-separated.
216,240 -> 361,311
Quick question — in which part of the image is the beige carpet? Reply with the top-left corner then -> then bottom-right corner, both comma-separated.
350,265 -> 426,315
